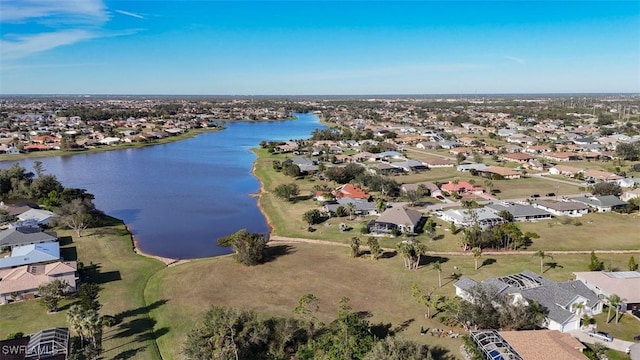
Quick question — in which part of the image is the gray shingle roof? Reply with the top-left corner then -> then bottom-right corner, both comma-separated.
0,228 -> 57,247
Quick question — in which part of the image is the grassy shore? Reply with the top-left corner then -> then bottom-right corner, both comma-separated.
0,127 -> 224,162
0,217 -> 166,360
252,147 -> 640,251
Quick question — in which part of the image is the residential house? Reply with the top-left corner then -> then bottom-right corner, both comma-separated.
367,206 -> 424,234
477,166 -> 522,179
440,207 -> 506,228
0,227 -> 58,250
456,163 -> 488,172
486,203 -> 552,222
421,158 -> 455,168
499,330 -> 587,360
582,169 -> 622,182
455,270 -> 602,333
378,151 -> 405,160
368,162 -> 405,175
570,195 -> 627,212
390,160 -> 428,172
0,242 -> 60,270
544,152 -> 582,162
502,144 -> 524,153
17,209 -> 57,226
440,181 -> 484,196
548,165 -> 583,177
284,156 -> 318,173
415,141 -> 439,150
621,188 -> 640,202
400,182 -> 439,195
438,140 -> 461,149
0,261 -> 78,305
573,271 -> 640,311
531,199 -> 589,217
321,197 -> 377,216
617,178 -> 640,188
333,184 -> 371,200
449,147 -> 472,156
351,152 -> 379,163
502,153 -> 536,163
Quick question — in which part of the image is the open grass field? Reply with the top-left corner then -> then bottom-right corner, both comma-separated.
520,212 -> 640,251
0,217 -> 166,360
144,242 -> 636,360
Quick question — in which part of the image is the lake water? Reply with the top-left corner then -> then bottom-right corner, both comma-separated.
0,113 -> 325,259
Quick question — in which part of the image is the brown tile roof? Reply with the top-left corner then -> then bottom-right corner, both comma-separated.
499,330 -> 586,360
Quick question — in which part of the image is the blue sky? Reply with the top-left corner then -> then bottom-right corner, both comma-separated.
1,1 -> 639,95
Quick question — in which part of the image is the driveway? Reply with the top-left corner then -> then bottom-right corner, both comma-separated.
568,329 -> 638,357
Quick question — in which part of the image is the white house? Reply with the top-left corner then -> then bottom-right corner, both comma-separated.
454,270 -> 602,333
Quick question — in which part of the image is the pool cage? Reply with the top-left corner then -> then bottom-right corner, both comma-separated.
470,330 -> 523,360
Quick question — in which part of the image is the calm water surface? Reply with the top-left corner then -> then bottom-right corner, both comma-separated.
1,113 -> 324,259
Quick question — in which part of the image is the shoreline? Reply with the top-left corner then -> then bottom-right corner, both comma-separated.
124,225 -> 191,267
0,126 -> 226,162
251,149 -> 277,239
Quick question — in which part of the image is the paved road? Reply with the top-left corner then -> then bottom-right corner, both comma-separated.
569,329 -> 639,358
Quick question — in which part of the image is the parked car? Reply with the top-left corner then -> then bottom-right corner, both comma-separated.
634,334 -> 640,341
632,309 -> 640,318
588,330 -> 613,342
530,194 -> 540,198
546,192 -> 556,197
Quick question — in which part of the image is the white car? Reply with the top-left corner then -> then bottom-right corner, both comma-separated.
588,331 -> 613,342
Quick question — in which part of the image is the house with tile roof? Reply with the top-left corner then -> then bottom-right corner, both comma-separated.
333,184 -> 371,200
440,181 -> 484,195
0,261 -> 78,305
455,270 -> 602,333
574,271 -> 640,312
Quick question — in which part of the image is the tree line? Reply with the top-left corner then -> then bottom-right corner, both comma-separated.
184,295 -> 439,360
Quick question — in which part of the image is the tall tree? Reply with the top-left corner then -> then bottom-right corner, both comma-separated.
345,202 -> 356,220
58,198 -> 100,237
293,293 -> 320,337
77,283 -> 101,311
349,237 -> 361,258
629,256 -> 638,271
588,251 -> 604,271
534,250 -> 551,273
218,229 -> 267,266
472,247 -> 482,271
364,337 -> 433,360
605,294 -> 622,323
366,237 -> 382,260
38,279 -> 68,312
432,261 -> 443,288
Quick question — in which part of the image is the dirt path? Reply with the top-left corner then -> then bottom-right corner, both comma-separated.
269,235 -> 640,256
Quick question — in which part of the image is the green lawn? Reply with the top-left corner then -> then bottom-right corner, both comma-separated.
144,242 -> 636,360
0,217 -> 166,360
520,212 -> 640,251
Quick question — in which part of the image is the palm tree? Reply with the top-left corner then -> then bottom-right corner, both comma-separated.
349,237 -> 360,258
472,247 -> 482,270
533,250 -> 551,273
67,304 -> 86,346
397,241 -> 412,269
425,295 -> 442,319
345,202 -> 356,220
572,302 -> 586,319
413,241 -> 427,270
605,294 -> 621,323
375,198 -> 387,214
432,261 -> 442,288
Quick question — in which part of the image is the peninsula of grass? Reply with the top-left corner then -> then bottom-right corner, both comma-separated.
0,126 -> 224,162
0,216 -> 166,360
144,242 -> 636,360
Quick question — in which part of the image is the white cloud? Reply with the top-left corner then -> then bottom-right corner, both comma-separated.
0,0 -> 108,23
505,55 -> 526,65
114,10 -> 144,19
0,30 -> 97,60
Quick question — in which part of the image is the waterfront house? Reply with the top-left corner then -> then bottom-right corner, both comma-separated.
454,270 -> 602,333
0,227 -> 58,250
0,261 -> 78,305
